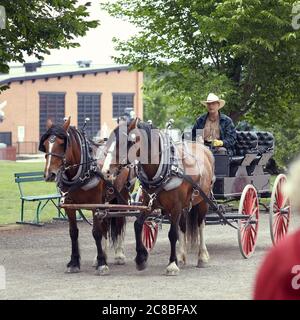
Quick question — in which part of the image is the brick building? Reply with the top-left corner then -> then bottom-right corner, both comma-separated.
0,62 -> 143,154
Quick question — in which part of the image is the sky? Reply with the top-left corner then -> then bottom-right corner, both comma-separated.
27,0 -> 138,66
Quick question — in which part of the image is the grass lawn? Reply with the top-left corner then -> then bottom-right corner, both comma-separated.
0,160 -> 278,225
0,161 -> 60,225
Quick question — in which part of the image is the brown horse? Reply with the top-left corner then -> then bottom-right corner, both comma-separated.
102,118 -> 215,275
39,117 -> 133,275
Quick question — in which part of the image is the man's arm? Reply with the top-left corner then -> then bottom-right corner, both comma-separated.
191,116 -> 205,141
222,119 -> 237,150
191,122 -> 198,141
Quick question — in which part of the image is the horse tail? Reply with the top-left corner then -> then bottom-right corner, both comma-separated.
186,203 -> 200,250
110,216 -> 126,246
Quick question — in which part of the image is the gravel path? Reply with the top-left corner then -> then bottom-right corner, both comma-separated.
0,213 -> 299,300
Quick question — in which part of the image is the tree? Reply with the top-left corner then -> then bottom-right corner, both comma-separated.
0,0 -> 98,79
102,0 -> 300,126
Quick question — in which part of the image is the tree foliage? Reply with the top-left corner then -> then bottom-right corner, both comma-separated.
102,0 -> 300,127
0,0 -> 98,76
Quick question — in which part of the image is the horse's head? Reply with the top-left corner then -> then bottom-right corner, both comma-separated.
39,117 -> 70,182
100,117 -> 140,181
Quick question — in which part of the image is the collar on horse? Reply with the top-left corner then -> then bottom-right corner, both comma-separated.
135,130 -> 181,193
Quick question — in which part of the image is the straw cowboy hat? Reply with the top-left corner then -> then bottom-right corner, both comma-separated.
201,93 -> 225,109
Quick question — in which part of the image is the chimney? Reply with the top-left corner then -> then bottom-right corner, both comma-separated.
24,61 -> 42,72
76,60 -> 92,68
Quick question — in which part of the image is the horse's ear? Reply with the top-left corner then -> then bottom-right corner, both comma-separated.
128,117 -> 139,131
63,116 -> 71,131
46,119 -> 53,129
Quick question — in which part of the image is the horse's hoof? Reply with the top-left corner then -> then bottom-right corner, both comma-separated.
166,262 -> 180,276
177,254 -> 186,266
197,260 -> 209,268
95,265 -> 110,276
136,261 -> 147,271
114,256 -> 126,265
197,250 -> 210,268
65,266 -> 80,273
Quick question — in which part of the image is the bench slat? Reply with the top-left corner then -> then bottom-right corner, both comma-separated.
21,194 -> 61,201
14,171 -> 44,177
15,176 -> 45,183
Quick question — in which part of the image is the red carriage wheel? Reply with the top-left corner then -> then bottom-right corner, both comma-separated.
142,220 -> 158,251
269,174 -> 291,245
237,185 -> 260,259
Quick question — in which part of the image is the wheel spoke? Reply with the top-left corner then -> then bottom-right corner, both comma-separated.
250,225 -> 257,236
249,229 -> 255,249
282,219 -> 288,233
273,214 -> 280,233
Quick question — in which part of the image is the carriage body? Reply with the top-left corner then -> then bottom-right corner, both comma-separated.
213,130 -> 274,199
203,130 -> 290,258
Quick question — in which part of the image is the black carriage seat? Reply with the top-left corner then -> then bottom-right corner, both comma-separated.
246,131 -> 274,175
229,130 -> 274,176
256,131 -> 274,154
230,131 -> 258,166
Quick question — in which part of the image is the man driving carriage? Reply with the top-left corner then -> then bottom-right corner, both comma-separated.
191,93 -> 237,156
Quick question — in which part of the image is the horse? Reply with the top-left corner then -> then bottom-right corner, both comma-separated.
101,118 -> 215,275
39,117 -> 134,275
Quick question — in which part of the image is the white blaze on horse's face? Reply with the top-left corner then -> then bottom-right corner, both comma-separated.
45,140 -> 54,179
102,140 -> 116,175
44,136 -> 64,182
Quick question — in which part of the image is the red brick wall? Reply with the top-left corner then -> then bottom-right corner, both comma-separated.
0,69 -> 143,153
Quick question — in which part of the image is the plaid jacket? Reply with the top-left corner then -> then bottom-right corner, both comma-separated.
191,112 -> 237,155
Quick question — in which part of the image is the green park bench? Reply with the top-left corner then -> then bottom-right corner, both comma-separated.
14,171 -> 65,226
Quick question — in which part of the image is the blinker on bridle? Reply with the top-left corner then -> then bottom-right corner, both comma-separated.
45,135 -> 66,160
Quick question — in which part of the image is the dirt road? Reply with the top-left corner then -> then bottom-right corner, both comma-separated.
0,214 -> 299,300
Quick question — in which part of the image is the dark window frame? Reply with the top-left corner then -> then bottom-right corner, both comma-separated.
0,132 -> 12,146
39,92 -> 66,138
77,92 -> 101,139
112,93 -> 135,119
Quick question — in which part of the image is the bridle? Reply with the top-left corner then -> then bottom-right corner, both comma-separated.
44,132 -> 96,173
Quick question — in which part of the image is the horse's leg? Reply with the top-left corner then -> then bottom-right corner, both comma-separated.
166,212 -> 180,276
92,215 -> 110,275
197,222 -> 210,267
66,209 -> 80,273
93,236 -> 108,267
112,217 -> 126,265
134,213 -> 148,271
177,213 -> 187,266
197,202 -> 210,268
114,234 -> 126,265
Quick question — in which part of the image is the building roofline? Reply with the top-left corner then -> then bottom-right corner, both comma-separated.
0,65 -> 130,86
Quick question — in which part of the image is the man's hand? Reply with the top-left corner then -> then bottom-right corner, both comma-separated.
212,139 -> 224,147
